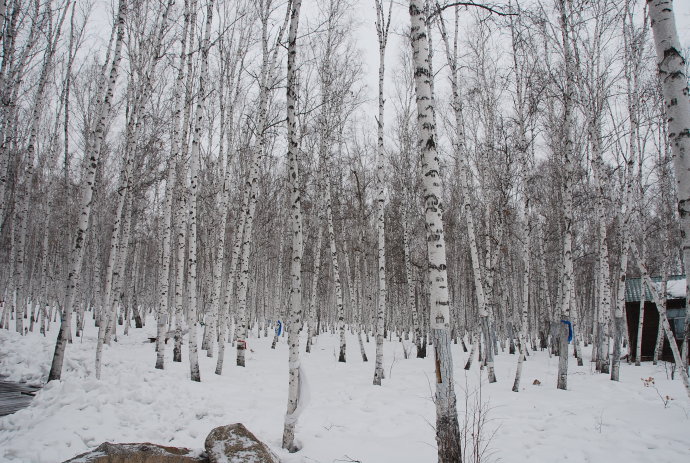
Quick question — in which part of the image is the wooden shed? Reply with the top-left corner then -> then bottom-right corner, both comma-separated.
625,275 -> 688,363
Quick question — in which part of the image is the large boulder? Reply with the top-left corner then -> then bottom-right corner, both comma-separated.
62,442 -> 208,463
204,424 -> 279,463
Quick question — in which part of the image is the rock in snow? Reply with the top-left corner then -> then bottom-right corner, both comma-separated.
62,442 -> 207,463
204,423 -> 279,463
60,424 -> 279,463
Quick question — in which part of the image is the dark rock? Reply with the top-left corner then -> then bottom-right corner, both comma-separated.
62,442 -> 209,463
204,424 -> 279,463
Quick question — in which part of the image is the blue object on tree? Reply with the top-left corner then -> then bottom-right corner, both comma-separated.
275,320 -> 282,337
560,320 -> 573,343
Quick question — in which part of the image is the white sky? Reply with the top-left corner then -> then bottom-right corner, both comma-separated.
345,0 -> 690,121
88,0 -> 690,100
87,0 -> 690,140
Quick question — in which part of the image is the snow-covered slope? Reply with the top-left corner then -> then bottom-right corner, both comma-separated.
1,320 -> 688,462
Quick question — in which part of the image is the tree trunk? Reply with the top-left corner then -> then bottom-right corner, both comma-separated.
409,1 -> 461,460
155,135 -> 178,369
556,0 -> 576,391
282,0 -> 303,452
635,292 -> 645,365
438,11 -> 493,380
173,0 -> 197,365
403,209 -> 421,357
185,0 -> 216,383
372,0 -> 390,385
306,221 -> 323,353
324,168 -> 346,362
48,0 -> 127,382
648,0 -> 690,384
513,173 -> 530,392
632,242 -> 690,398
216,186 -> 248,374
236,0 -> 288,367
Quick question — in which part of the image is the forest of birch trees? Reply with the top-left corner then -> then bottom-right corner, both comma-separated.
1,0 -> 690,460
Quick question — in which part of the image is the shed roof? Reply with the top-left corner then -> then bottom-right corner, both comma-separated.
625,275 -> 686,303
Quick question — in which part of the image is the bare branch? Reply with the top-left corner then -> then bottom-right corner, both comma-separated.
430,1 -> 516,19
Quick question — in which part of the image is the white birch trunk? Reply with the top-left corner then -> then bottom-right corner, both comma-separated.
95,91 -> 138,371
207,34 -> 244,365
0,1 -> 42,236
271,229 -> 285,350
354,251 -> 368,361
402,207 -> 421,357
409,1 -> 460,460
236,0 -> 290,366
589,117 -> 612,374
156,0 -> 189,370
95,187 -> 132,379
648,0 -> 690,379
155,148 -> 177,369
622,0 -> 646,369
635,286 -> 646,365
631,241 -> 690,398
437,12 -> 491,379
343,239 -> 366,362
39,207 -> 50,336
654,255 -> 670,366
48,0 -> 127,382
235,150 -> 263,367
556,0 -> 576,391
323,173 -> 346,362
282,0 -> 303,451
611,154 -> 634,379
306,221 -> 323,354
372,0 -> 391,385
13,5 -> 68,335
214,57 -> 250,372
172,176 -> 189,363
513,183 -> 531,391
185,0 -> 215,383
173,0 -> 196,364
216,185 -> 248,374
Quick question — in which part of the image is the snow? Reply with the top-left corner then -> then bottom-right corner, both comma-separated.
664,279 -> 686,299
1,320 -> 689,463
650,278 -> 687,300
284,364 -> 310,425
210,440 -> 259,463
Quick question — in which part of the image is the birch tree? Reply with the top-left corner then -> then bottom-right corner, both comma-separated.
48,0 -> 127,382
436,4 -> 496,381
409,1 -> 460,460
154,0 -> 188,368
282,0 -> 303,452
621,0 -> 646,373
573,0 -> 619,375
207,8 -> 249,367
555,0 -> 576,391
173,0 -> 198,364
506,4 -> 540,391
0,0 -> 44,236
312,0 -> 361,363
372,0 -> 391,385
94,0 -> 175,378
217,182 -> 249,373
185,0 -> 217,382
12,1 -> 69,335
236,0 -> 290,367
306,218 -> 323,353
631,241 -> 690,398
647,0 -> 690,378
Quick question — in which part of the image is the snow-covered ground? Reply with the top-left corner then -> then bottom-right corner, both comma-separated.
1,319 -> 688,463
